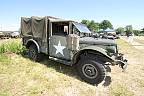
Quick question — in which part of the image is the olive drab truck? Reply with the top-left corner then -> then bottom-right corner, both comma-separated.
21,16 -> 127,84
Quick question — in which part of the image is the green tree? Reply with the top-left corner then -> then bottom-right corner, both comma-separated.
115,27 -> 124,35
81,20 -> 99,32
94,23 -> 99,32
88,20 -> 99,32
81,20 -> 90,26
125,25 -> 133,36
99,20 -> 113,30
133,30 -> 140,36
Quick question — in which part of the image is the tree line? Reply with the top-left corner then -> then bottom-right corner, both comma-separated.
116,26 -> 144,36
81,20 -> 113,32
81,20 -> 144,36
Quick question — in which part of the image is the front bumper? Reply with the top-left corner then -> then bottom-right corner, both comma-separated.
115,59 -> 128,69
114,53 -> 128,70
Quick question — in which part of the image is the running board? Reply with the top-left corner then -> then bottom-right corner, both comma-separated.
49,56 -> 72,66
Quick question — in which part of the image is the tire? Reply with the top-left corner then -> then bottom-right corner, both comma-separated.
28,44 -> 41,62
77,59 -> 106,84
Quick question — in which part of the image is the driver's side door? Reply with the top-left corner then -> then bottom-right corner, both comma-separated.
49,22 -> 71,60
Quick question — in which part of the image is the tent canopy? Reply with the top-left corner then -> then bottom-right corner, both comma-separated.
99,28 -> 114,32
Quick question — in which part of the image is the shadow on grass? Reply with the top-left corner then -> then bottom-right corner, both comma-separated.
103,76 -> 112,86
21,52 -> 81,80
41,56 -> 79,79
20,51 -> 112,86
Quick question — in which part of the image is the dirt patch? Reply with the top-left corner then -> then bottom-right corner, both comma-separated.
134,39 -> 144,44
3,52 -> 16,57
121,36 -> 144,51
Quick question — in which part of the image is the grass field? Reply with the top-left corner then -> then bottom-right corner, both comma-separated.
0,38 -> 144,96
134,36 -> 144,44
135,36 -> 144,41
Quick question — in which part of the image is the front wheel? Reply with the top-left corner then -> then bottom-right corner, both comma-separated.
77,59 -> 106,84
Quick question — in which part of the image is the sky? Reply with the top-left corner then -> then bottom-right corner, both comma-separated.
0,0 -> 144,31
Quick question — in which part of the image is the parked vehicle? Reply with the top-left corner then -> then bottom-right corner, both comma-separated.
11,32 -> 20,38
21,16 -> 127,84
103,33 -> 119,39
0,32 -> 4,38
0,31 -> 10,39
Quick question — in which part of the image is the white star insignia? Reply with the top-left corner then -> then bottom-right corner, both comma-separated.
53,41 -> 66,56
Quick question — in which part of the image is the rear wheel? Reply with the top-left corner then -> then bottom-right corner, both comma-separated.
28,45 -> 41,62
77,59 -> 106,84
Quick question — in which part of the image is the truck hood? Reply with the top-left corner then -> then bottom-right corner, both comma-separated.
79,37 -> 116,45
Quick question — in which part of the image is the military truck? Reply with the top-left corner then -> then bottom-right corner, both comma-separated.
21,16 -> 127,84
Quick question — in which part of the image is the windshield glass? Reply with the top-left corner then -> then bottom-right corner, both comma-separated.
73,22 -> 91,33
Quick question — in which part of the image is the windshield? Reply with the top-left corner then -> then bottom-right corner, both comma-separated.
73,22 -> 91,33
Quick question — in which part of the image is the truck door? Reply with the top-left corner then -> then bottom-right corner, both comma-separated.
49,22 -> 71,60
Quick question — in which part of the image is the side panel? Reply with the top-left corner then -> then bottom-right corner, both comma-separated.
49,35 -> 71,60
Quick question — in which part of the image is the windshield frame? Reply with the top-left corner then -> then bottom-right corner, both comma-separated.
72,22 -> 91,33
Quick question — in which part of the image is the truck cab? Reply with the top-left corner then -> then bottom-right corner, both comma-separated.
21,16 -> 127,84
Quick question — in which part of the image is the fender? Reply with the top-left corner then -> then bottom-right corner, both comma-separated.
26,39 -> 40,53
72,46 -> 115,64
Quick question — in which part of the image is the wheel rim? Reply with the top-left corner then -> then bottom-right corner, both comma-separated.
82,64 -> 98,79
29,49 -> 36,60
